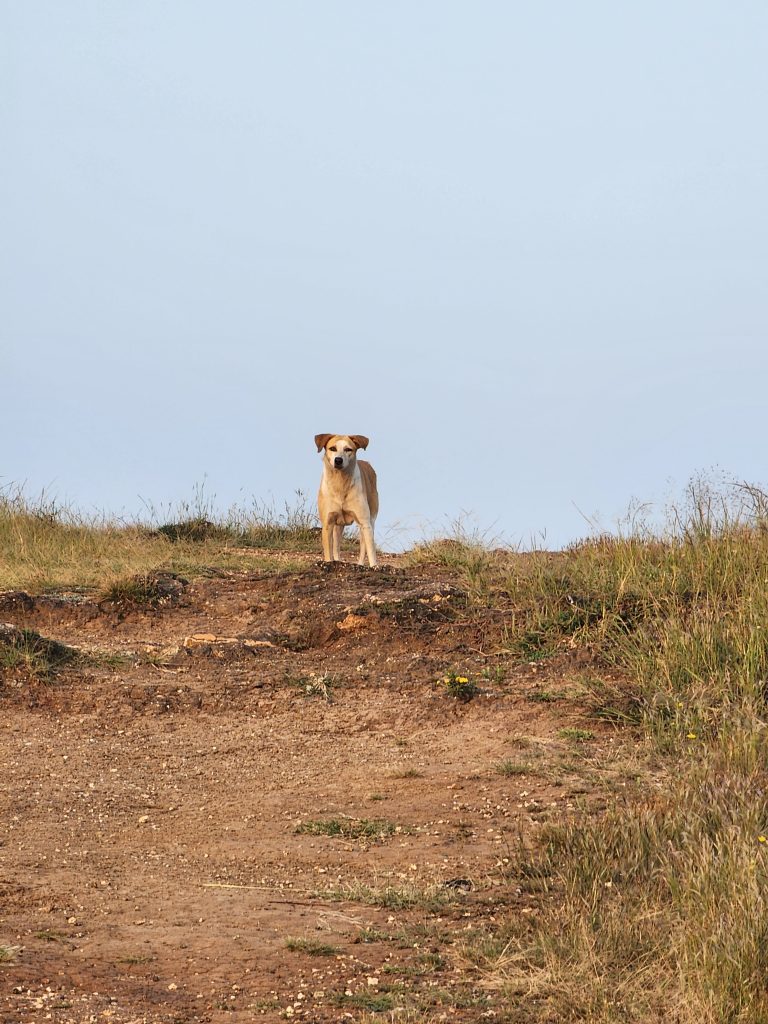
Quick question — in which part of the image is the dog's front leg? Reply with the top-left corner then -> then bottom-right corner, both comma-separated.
321,522 -> 333,561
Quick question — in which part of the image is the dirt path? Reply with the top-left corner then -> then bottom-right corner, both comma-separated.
1,560 -> 620,1023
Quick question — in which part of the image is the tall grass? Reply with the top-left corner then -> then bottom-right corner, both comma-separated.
499,480 -> 768,744
0,484 -> 319,592
456,478 -> 768,1022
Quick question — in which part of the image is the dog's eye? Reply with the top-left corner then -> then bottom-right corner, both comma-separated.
329,446 -> 337,452
344,448 -> 352,453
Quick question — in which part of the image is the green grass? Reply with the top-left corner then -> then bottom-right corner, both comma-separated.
355,927 -> 392,944
495,760 -> 533,777
284,937 -> 339,956
295,817 -> 397,841
558,727 -> 595,743
527,687 -> 563,703
330,991 -> 397,1012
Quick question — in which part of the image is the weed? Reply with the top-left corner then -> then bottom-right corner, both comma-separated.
0,945 -> 20,963
527,687 -> 563,703
440,670 -> 479,702
582,675 -> 643,725
495,760 -> 532,777
355,927 -> 392,944
318,879 -> 449,912
295,818 -> 396,841
284,937 -> 339,956
99,571 -> 186,609
481,664 -> 506,684
331,990 -> 397,1012
0,625 -> 77,679
288,672 -> 336,703
559,728 -> 595,742
33,930 -> 68,942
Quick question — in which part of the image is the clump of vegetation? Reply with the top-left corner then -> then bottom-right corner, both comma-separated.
284,937 -> 339,956
157,517 -> 229,543
558,727 -> 594,743
495,760 -> 532,777
318,878 -> 449,912
288,672 -> 336,703
330,991 -> 397,1012
0,624 -> 78,679
99,571 -> 187,609
527,687 -> 563,703
295,818 -> 397,841
440,670 -> 479,702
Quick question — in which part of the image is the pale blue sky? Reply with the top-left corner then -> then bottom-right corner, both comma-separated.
3,2 -> 767,547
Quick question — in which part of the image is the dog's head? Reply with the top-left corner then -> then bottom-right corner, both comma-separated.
314,434 -> 369,471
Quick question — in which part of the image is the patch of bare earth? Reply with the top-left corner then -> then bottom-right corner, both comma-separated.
1,558 -> 626,1022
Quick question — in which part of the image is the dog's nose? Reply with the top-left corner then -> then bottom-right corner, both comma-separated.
334,457 -> 344,468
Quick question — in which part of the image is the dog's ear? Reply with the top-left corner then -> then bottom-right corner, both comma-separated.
314,434 -> 333,452
350,435 -> 369,451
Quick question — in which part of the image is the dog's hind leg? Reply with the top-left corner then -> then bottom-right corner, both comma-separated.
359,518 -> 377,568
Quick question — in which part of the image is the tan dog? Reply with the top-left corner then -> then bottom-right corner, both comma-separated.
314,434 -> 379,567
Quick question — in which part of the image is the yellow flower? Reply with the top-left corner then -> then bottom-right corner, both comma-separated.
455,676 -> 469,684
759,836 -> 767,844
686,732 -> 697,740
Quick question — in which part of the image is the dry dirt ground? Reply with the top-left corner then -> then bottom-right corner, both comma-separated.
1,554 -> 628,1023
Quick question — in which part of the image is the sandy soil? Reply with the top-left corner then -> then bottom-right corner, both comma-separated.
1,557 -> 623,1023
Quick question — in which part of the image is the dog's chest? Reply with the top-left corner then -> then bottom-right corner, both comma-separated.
320,470 -> 364,524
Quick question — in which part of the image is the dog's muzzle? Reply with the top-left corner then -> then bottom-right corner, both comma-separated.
334,457 -> 344,468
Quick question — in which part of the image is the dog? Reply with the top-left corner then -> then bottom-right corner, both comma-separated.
314,434 -> 378,567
